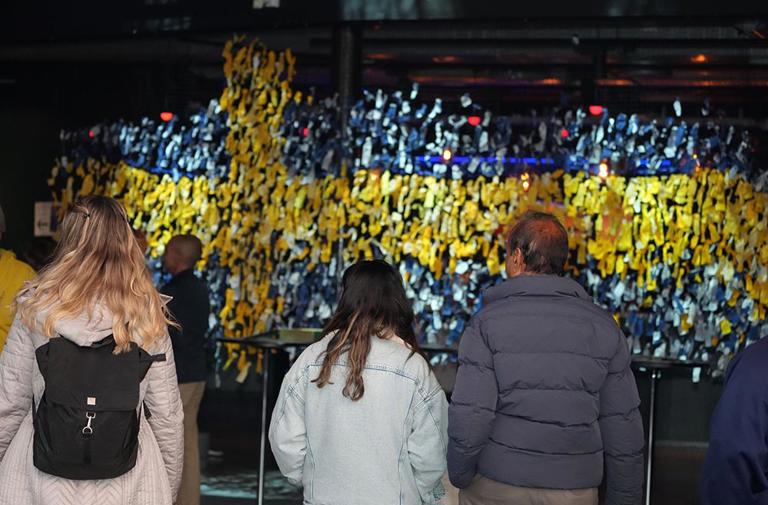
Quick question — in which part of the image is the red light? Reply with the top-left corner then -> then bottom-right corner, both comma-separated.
560,128 -> 569,138
596,78 -> 634,87
302,127 -> 309,137
367,52 -> 394,60
160,112 -> 174,122
441,149 -> 453,162
588,105 -> 604,116
467,115 -> 481,126
88,130 -> 95,139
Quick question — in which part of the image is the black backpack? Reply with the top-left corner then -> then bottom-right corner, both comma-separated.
33,335 -> 165,480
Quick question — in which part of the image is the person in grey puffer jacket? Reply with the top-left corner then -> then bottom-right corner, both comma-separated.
448,212 -> 644,505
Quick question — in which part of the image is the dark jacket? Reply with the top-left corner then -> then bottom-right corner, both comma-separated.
162,269 -> 209,383
447,275 -> 645,504
701,337 -> 768,505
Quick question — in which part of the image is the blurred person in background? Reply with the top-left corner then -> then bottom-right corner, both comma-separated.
161,234 -> 210,505
0,204 -> 36,352
701,336 -> 768,505
133,229 -> 149,256
20,237 -> 57,272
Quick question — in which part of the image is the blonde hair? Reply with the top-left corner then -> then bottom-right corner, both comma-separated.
17,196 -> 173,352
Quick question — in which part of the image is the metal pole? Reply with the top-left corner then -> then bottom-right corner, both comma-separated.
258,350 -> 271,505
645,369 -> 660,505
332,23 -> 362,143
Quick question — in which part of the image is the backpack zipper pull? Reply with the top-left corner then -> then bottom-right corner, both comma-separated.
82,412 -> 96,437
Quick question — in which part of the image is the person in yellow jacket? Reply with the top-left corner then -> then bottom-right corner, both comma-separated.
0,205 -> 36,351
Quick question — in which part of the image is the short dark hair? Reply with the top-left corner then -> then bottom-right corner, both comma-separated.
168,234 -> 203,266
507,212 -> 569,275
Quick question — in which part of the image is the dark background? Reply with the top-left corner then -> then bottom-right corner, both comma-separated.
3,2 -> 768,253
3,2 -> 767,503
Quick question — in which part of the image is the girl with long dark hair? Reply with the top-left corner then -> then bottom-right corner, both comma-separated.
269,260 -> 448,504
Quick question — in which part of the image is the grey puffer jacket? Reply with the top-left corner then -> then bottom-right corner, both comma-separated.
0,305 -> 184,505
447,275 -> 644,504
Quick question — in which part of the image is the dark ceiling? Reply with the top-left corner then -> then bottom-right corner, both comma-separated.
2,1 -> 768,122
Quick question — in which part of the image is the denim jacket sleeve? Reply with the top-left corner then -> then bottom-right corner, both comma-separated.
408,373 -> 449,504
268,358 -> 310,485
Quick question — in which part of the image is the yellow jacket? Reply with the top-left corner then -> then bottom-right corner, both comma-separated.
0,249 -> 35,351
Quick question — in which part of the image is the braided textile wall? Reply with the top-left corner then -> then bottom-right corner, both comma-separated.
49,38 -> 768,372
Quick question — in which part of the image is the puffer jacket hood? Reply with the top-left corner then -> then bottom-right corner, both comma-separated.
45,306 -> 114,347
16,288 -> 116,347
28,292 -> 172,348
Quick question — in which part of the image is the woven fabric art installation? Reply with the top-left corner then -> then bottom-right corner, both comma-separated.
49,38 -> 768,373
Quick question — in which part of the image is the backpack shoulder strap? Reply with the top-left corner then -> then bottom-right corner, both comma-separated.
138,349 -> 166,363
90,334 -> 117,348
35,342 -> 51,380
135,346 -> 166,381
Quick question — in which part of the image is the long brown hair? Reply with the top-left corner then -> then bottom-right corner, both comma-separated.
17,196 -> 173,352
313,260 -> 425,401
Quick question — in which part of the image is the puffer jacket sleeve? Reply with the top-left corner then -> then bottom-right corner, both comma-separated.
268,355 -> 310,485
408,370 -> 448,504
447,316 -> 498,489
144,335 -> 184,501
0,315 -> 35,462
598,328 -> 644,505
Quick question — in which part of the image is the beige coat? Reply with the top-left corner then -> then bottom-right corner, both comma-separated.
0,306 -> 184,505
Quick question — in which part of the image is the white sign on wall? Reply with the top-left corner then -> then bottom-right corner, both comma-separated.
34,202 -> 59,237
252,0 -> 279,7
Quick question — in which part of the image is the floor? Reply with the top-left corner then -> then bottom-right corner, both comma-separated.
198,365 -> 711,505
199,442 -> 706,505
201,468 -> 301,504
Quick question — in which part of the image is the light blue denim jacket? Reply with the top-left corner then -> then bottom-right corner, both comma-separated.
269,334 -> 448,505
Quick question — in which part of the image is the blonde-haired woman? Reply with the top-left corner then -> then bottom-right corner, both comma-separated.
0,196 -> 184,505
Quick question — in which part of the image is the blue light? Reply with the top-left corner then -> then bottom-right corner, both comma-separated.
415,155 -> 559,166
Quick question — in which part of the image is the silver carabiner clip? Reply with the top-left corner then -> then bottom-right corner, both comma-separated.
82,412 -> 96,436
